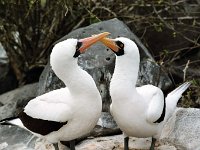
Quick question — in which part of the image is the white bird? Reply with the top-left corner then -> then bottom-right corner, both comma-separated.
1,32 -> 109,150
100,37 -> 191,150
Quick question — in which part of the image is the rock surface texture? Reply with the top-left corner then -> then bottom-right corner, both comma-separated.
160,108 -> 200,150
0,83 -> 38,120
38,18 -> 172,112
0,43 -> 17,94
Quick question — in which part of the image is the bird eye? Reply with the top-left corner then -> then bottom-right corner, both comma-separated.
116,41 -> 124,49
119,43 -> 124,48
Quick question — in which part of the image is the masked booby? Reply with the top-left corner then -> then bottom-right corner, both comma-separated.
1,32 -> 109,150
100,37 -> 191,150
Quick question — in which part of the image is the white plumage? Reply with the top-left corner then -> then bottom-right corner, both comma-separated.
23,38 -> 102,143
2,32 -> 111,149
101,37 -> 191,149
24,88 -> 72,123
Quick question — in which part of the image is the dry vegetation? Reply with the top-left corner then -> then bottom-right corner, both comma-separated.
0,0 -> 199,107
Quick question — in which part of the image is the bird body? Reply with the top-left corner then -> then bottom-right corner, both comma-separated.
100,37 -> 191,149
110,84 -> 164,138
1,32 -> 109,149
20,38 -> 104,143
22,86 -> 101,143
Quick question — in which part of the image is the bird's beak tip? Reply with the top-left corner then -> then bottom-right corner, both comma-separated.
78,32 -> 110,53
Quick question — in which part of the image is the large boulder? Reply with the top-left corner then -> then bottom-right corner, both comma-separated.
0,83 -> 38,120
38,18 -> 172,113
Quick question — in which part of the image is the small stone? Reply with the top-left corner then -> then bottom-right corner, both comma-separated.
0,142 -> 8,150
157,145 -> 177,150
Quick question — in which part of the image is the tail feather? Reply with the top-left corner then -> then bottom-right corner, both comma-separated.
165,82 -> 191,119
168,82 -> 191,96
0,118 -> 25,129
0,116 -> 18,123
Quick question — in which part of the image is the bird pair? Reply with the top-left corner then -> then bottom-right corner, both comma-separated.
2,32 -> 190,150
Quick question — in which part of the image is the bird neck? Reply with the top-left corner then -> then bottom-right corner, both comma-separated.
52,60 -> 99,97
110,54 -> 140,100
113,54 -> 139,85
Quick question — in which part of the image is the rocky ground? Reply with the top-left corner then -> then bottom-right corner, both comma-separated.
1,108 -> 200,150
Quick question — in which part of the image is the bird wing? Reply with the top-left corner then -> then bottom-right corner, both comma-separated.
136,85 -> 165,124
23,88 -> 73,122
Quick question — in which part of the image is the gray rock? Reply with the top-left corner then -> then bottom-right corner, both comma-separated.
0,83 -> 38,120
160,108 -> 200,150
0,43 -> 9,80
0,43 -> 8,64
0,43 -> 17,94
137,59 -> 172,92
38,18 -> 172,111
0,125 -> 59,150
97,112 -> 118,129
0,125 -> 37,150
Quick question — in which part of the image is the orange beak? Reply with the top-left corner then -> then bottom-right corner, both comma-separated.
78,32 -> 110,53
100,37 -> 119,52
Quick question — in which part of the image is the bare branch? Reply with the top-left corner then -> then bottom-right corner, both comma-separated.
183,60 -> 190,82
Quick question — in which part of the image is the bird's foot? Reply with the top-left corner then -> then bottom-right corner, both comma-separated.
124,137 -> 129,150
149,137 -> 156,150
58,142 -> 70,150
53,143 -> 59,150
70,140 -> 75,150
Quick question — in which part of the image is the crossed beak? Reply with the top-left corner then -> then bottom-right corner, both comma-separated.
78,32 -> 110,53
